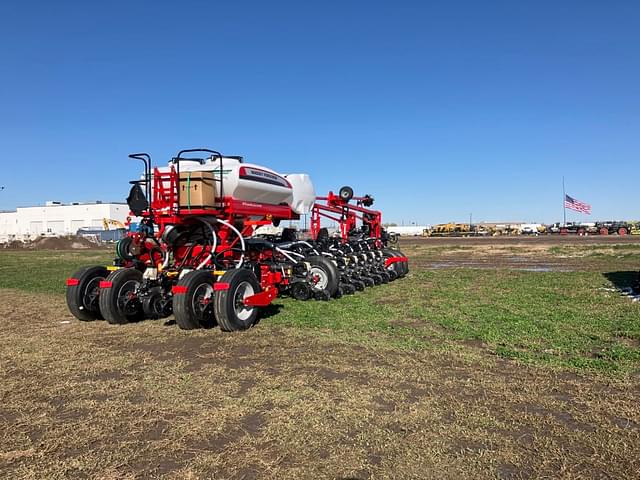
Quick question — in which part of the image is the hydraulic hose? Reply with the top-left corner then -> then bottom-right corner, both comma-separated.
214,218 -> 245,268
276,247 -> 303,262
195,217 -> 218,270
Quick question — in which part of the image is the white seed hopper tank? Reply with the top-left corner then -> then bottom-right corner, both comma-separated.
157,156 -> 316,215
284,173 -> 316,215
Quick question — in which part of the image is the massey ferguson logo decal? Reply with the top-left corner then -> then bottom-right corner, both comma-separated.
240,167 -> 291,188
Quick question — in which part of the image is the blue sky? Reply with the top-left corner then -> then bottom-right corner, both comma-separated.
0,1 -> 638,224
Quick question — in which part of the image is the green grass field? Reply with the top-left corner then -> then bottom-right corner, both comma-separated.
1,243 -> 639,373
0,250 -> 112,294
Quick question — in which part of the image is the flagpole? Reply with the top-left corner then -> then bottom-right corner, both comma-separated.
562,176 -> 566,226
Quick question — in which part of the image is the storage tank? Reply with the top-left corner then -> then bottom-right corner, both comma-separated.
284,173 -> 316,215
157,156 -> 316,215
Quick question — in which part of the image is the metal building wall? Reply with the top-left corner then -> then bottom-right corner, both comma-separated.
0,203 -> 129,242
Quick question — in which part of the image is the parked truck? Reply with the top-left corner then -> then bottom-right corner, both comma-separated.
547,221 -> 631,236
595,221 -> 630,236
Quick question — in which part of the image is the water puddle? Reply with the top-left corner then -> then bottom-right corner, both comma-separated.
517,266 -> 572,272
424,262 -> 573,272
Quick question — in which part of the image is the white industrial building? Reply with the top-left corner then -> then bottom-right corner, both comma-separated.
385,225 -> 430,236
0,202 -> 129,243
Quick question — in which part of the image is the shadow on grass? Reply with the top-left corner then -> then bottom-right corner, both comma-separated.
153,304 -> 283,330
603,271 -> 639,291
256,303 -> 284,323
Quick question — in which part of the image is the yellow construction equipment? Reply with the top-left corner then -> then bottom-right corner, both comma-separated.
102,218 -> 125,230
426,223 -> 472,237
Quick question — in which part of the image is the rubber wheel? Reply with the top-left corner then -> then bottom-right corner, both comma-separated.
142,292 -> 167,320
116,237 -> 136,260
316,228 -> 329,243
306,255 -> 339,297
618,227 -> 628,236
173,270 -> 216,330
99,268 -> 144,324
214,269 -> 261,332
314,289 -> 331,301
600,227 -> 609,236
66,265 -> 109,321
339,186 -> 354,201
394,249 -> 409,275
384,249 -> 408,278
290,282 -> 312,301
340,283 -> 356,295
362,276 -> 375,288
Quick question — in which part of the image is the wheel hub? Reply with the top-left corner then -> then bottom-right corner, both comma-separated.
234,281 -> 255,321
192,284 -> 214,320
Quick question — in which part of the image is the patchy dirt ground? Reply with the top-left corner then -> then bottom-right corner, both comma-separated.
398,235 -> 640,272
1,289 -> 639,479
400,236 -> 640,248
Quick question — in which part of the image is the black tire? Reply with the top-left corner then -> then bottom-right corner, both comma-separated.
99,268 -> 144,325
339,186 -> 354,201
340,283 -> 356,295
116,237 -> 136,260
384,249 -> 408,278
173,270 -> 216,330
306,255 -> 339,297
142,292 -> 168,320
214,269 -> 262,332
316,227 -> 329,243
66,265 -> 109,321
290,282 -> 312,301
362,276 -> 375,288
390,249 -> 409,275
397,249 -> 409,275
378,271 -> 390,283
314,289 -> 331,301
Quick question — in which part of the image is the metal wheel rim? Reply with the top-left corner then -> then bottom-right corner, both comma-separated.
192,283 -> 214,320
82,276 -> 102,311
143,294 -> 164,317
117,279 -> 140,315
309,266 -> 329,291
233,281 -> 255,321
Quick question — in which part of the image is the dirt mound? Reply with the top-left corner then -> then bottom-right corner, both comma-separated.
1,240 -> 27,250
32,236 -> 99,250
1,236 -> 104,250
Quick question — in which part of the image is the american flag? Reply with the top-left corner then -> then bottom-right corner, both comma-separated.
564,195 -> 592,214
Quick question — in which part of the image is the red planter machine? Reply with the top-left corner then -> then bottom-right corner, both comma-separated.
66,149 -> 409,331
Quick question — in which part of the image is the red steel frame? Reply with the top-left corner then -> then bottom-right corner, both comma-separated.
311,191 -> 382,241
125,166 -> 302,305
